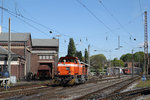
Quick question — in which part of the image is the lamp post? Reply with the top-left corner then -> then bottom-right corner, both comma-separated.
88,44 -> 90,75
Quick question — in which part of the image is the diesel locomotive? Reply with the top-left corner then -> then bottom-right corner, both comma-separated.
54,56 -> 88,85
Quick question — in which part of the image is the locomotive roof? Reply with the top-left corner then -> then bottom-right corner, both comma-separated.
60,56 -> 78,59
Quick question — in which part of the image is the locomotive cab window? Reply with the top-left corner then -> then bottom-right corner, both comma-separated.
59,58 -> 75,63
74,60 -> 78,64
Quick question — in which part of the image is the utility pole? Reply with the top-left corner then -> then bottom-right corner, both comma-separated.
1,0 -> 3,33
88,44 -> 90,74
115,36 -> 122,50
144,11 -> 148,76
132,49 -> 134,77
8,18 -> 11,76
118,36 -> 120,48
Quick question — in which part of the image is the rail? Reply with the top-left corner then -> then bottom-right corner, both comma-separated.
75,76 -> 140,100
101,87 -> 150,100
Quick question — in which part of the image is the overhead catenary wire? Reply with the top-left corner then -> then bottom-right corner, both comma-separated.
0,5 -> 74,39
139,0 -> 142,15
76,0 -> 114,34
0,6 -> 90,52
76,0 -> 135,48
0,6 -> 51,37
98,0 -> 137,41
0,5 -> 90,54
0,1 -> 108,58
138,0 -> 144,24
112,12 -> 144,31
3,26 -> 19,33
105,12 -> 144,42
14,8 -> 74,38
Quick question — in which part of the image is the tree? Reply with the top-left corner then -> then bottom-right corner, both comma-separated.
111,58 -> 124,67
120,51 -> 144,67
84,48 -> 88,63
120,53 -> 133,62
67,38 -> 76,57
133,52 -> 144,63
133,51 -> 144,68
90,54 -> 106,72
76,51 -> 83,61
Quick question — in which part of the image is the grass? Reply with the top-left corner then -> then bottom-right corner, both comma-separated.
136,80 -> 150,88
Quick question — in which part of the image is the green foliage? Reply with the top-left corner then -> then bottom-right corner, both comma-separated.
120,51 -> 144,68
120,51 -> 144,63
133,51 -> 144,69
84,48 -> 88,63
67,38 -> 76,57
111,58 -> 124,67
120,53 -> 133,62
133,52 -> 144,63
90,54 -> 106,72
82,57 -> 85,62
76,51 -> 83,61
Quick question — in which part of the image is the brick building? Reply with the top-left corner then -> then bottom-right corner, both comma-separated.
31,39 -> 59,79
0,33 -> 31,79
0,46 -> 25,80
0,33 -> 59,80
124,62 -> 139,68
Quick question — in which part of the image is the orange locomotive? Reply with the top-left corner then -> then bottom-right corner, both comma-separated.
54,56 -> 88,85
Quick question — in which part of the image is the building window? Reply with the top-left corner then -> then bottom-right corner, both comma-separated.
43,56 -> 46,59
46,56 -> 49,59
39,56 -> 42,59
39,55 -> 53,60
49,56 -> 52,59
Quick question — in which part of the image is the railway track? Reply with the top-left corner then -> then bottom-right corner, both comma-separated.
0,85 -> 50,98
27,76 -> 131,100
75,76 -> 140,100
0,75 -> 132,100
0,80 -> 52,91
101,86 -> 150,100
0,84 -> 47,92
0,80 -> 55,99
0,75 -> 124,92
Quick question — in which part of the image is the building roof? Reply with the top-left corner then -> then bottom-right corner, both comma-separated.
0,46 -> 8,54
0,33 -> 30,42
0,46 -> 22,61
32,39 -> 59,47
0,46 -> 15,55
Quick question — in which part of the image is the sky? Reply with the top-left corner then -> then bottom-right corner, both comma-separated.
0,0 -> 150,60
